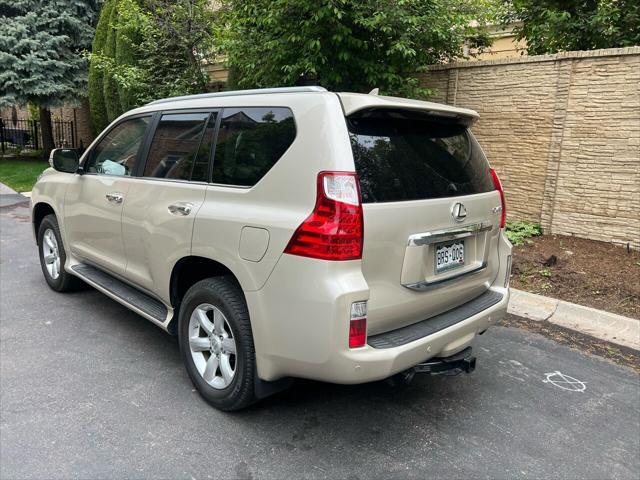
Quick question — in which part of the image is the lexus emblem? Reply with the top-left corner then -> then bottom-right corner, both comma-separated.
451,202 -> 467,222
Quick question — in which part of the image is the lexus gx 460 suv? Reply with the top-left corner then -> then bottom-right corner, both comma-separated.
32,86 -> 512,410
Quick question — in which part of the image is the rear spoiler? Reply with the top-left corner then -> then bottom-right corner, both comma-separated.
336,92 -> 479,127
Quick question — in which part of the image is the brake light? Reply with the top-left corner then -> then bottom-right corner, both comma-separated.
490,168 -> 506,228
284,171 -> 363,260
349,301 -> 367,348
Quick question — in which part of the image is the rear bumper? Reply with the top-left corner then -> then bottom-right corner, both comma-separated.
314,287 -> 508,384
246,233 -> 512,384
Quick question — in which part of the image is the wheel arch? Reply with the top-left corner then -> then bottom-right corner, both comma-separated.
168,256 -> 245,334
32,202 -> 56,244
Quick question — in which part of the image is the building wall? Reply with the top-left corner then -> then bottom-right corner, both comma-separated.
422,47 -> 640,248
49,99 -> 95,150
468,23 -> 527,61
1,100 -> 95,150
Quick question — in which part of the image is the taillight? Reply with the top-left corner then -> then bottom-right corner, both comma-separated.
349,301 -> 367,348
284,171 -> 363,261
490,168 -> 506,228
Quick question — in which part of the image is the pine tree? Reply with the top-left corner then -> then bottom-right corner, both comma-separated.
0,0 -> 101,157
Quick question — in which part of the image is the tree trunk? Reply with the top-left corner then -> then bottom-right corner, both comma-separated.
39,106 -> 55,159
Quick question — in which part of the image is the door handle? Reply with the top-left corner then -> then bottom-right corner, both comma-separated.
168,202 -> 193,216
106,192 -> 124,204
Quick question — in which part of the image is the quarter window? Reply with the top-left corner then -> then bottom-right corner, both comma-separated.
212,107 -> 295,186
85,116 -> 150,176
143,113 -> 212,180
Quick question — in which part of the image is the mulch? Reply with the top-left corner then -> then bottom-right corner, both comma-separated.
510,234 -> 640,319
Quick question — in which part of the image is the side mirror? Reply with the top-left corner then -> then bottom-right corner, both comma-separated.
49,148 -> 79,174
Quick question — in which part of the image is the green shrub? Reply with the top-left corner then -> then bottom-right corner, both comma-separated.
506,221 -> 543,246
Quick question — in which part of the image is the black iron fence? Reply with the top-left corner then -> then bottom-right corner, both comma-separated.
0,118 -> 76,154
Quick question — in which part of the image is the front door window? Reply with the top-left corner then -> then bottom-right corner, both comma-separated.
85,117 -> 151,176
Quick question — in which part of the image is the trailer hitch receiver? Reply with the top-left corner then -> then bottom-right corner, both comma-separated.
413,347 -> 476,375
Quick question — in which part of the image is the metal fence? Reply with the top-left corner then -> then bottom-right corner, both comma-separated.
0,118 -> 76,153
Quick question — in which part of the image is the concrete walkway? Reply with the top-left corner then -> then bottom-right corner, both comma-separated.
508,289 -> 639,350
0,182 -> 29,208
0,182 -> 17,195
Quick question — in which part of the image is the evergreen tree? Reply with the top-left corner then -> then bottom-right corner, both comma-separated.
102,4 -> 120,121
88,0 -> 114,133
0,0 -> 101,156
88,0 -> 216,131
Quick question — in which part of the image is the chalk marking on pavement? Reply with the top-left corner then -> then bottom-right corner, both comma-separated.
543,371 -> 586,392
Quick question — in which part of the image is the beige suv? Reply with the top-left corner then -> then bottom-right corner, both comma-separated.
32,87 -> 512,410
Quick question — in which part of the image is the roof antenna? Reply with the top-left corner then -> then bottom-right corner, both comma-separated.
369,88 -> 379,95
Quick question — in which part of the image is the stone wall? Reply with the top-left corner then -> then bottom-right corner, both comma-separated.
422,47 -> 640,248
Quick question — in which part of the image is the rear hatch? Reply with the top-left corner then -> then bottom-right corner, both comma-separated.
342,102 -> 503,335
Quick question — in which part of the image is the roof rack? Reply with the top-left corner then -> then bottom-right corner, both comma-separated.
147,86 -> 328,106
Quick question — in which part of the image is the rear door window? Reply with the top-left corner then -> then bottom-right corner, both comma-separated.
347,108 -> 494,203
211,107 -> 295,187
143,112 -> 212,181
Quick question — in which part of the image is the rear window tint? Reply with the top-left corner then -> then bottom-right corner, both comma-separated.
143,113 -> 209,180
212,107 -> 295,187
347,109 -> 494,203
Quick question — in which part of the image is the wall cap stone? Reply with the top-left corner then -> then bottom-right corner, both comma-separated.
427,46 -> 640,71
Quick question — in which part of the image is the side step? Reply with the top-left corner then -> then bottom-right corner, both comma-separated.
71,264 -> 168,324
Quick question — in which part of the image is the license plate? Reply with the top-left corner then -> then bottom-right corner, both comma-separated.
435,241 -> 465,273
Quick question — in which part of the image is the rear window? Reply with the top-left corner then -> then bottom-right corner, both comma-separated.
347,108 -> 494,203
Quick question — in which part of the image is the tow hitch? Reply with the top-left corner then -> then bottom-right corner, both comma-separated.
385,347 -> 476,387
414,347 -> 476,375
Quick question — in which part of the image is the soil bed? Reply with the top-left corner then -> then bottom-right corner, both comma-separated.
510,234 -> 640,319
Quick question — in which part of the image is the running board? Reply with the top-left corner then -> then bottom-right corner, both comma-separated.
71,264 -> 169,325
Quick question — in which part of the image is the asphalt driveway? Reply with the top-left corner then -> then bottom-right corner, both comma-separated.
1,201 -> 639,479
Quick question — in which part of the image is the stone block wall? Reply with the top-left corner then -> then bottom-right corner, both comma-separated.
422,47 -> 640,248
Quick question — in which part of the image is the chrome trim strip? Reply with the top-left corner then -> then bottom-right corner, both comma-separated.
407,222 -> 492,246
404,263 -> 488,291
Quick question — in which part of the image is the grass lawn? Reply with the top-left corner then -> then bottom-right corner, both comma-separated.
0,158 -> 49,193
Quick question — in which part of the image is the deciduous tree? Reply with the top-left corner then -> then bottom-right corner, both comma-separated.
218,0 -> 493,97
504,0 -> 640,55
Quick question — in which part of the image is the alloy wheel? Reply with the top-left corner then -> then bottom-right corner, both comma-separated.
42,229 -> 61,280
188,303 -> 237,389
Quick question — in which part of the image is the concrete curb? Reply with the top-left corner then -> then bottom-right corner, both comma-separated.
508,289 -> 640,351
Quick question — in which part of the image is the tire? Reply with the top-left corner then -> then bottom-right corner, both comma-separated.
37,214 -> 84,292
178,277 -> 256,411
